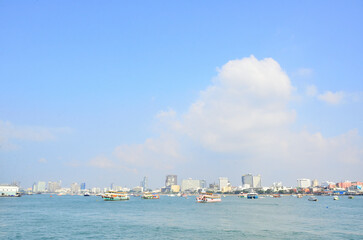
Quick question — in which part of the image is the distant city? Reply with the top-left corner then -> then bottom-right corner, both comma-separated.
1,173 -> 362,197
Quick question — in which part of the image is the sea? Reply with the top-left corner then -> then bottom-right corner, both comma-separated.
1,194 -> 362,239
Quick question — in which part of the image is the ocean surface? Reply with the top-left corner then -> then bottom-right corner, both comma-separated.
1,194 -> 362,239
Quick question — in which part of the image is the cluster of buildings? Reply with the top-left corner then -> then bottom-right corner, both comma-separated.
1,174 -> 362,196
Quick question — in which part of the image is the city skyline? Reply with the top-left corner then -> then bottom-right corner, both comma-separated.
1,1 -> 363,189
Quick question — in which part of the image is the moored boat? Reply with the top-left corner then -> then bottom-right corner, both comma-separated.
247,193 -> 258,199
297,194 -> 303,198
238,193 -> 248,198
308,196 -> 318,201
142,193 -> 159,199
196,193 -> 221,203
273,194 -> 281,198
102,191 -> 130,201
333,196 -> 339,200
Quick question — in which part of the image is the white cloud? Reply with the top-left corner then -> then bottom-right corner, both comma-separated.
88,156 -> 115,168
306,85 -> 318,97
0,120 -> 71,151
38,158 -> 48,163
318,91 -> 344,104
296,68 -> 313,77
109,56 -> 362,181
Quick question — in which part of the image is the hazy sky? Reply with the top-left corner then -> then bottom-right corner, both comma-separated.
1,1 -> 362,189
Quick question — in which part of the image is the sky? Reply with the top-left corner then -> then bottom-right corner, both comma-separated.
0,1 -> 362,189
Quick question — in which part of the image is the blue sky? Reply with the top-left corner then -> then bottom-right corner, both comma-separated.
0,1 -> 362,189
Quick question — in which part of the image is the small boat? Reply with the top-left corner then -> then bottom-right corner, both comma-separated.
247,193 -> 258,199
333,196 -> 339,200
308,196 -> 318,201
273,194 -> 281,198
297,194 -> 303,198
142,193 -> 159,199
196,193 -> 221,203
238,193 -> 248,198
102,191 -> 130,201
348,196 -> 354,199
84,192 -> 90,196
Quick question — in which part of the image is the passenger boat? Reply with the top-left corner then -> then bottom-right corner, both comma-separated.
308,196 -> 318,201
238,193 -> 248,198
84,192 -> 90,196
142,193 -> 160,199
102,191 -> 130,201
196,193 -> 221,203
247,193 -> 258,199
333,196 -> 339,200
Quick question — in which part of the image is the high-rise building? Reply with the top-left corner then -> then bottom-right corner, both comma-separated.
219,177 -> 229,191
71,182 -> 80,194
141,176 -> 148,190
48,181 -> 61,193
165,175 -> 177,187
32,181 -> 46,193
181,178 -> 202,192
80,183 -> 86,190
242,174 -> 262,188
297,179 -> 311,188
312,179 -> 319,187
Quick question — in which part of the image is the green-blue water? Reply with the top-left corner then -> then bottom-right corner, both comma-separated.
1,195 -> 362,239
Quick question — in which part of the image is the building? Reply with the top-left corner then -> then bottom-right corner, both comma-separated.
171,185 -> 180,193
242,174 -> 262,188
219,177 -> 229,191
165,175 -> 177,187
32,181 -> 46,193
48,181 -> 61,193
0,185 -> 19,196
181,178 -> 202,192
297,179 -> 311,188
71,183 -> 80,194
141,176 -> 148,190
80,183 -> 86,190
312,179 -> 319,187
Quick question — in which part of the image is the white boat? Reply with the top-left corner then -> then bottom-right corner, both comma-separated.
247,193 -> 258,199
308,196 -> 318,201
333,196 -> 339,200
196,193 -> 221,203
84,192 -> 90,196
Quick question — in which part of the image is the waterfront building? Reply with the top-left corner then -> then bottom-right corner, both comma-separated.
32,181 -> 46,193
141,176 -> 148,190
219,177 -> 229,191
71,183 -> 80,194
48,181 -> 61,193
181,178 -> 202,192
132,186 -> 143,192
297,179 -> 311,188
312,179 -> 319,187
171,185 -> 180,193
0,185 -> 19,196
242,174 -> 262,188
165,175 -> 177,187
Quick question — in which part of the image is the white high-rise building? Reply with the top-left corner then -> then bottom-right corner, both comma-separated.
297,179 -> 311,188
181,178 -> 202,192
242,174 -> 262,188
219,177 -> 229,191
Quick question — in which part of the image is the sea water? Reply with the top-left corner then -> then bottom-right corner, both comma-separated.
0,195 -> 362,239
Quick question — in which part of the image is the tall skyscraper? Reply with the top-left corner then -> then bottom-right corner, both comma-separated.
242,174 -> 262,188
141,176 -> 148,190
219,177 -> 229,191
165,175 -> 177,187
181,178 -> 202,192
297,179 -> 311,188
47,181 -> 61,193
80,183 -> 86,190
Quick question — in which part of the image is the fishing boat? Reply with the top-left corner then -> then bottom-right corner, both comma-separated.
333,196 -> 339,200
247,193 -> 258,199
142,193 -> 159,199
308,196 -> 318,201
196,193 -> 221,203
102,191 -> 130,201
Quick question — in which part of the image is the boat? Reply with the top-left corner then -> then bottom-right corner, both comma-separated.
238,193 -> 248,198
348,196 -> 354,199
333,196 -> 339,200
196,193 -> 221,203
273,194 -> 281,198
247,193 -> 258,199
102,191 -> 130,201
142,193 -> 159,199
308,196 -> 318,201
84,192 -> 90,196
297,194 -> 303,198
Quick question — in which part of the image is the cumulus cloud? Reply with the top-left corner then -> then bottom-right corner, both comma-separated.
0,120 -> 71,151
110,56 -> 362,181
318,91 -> 344,104
306,85 -> 318,97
